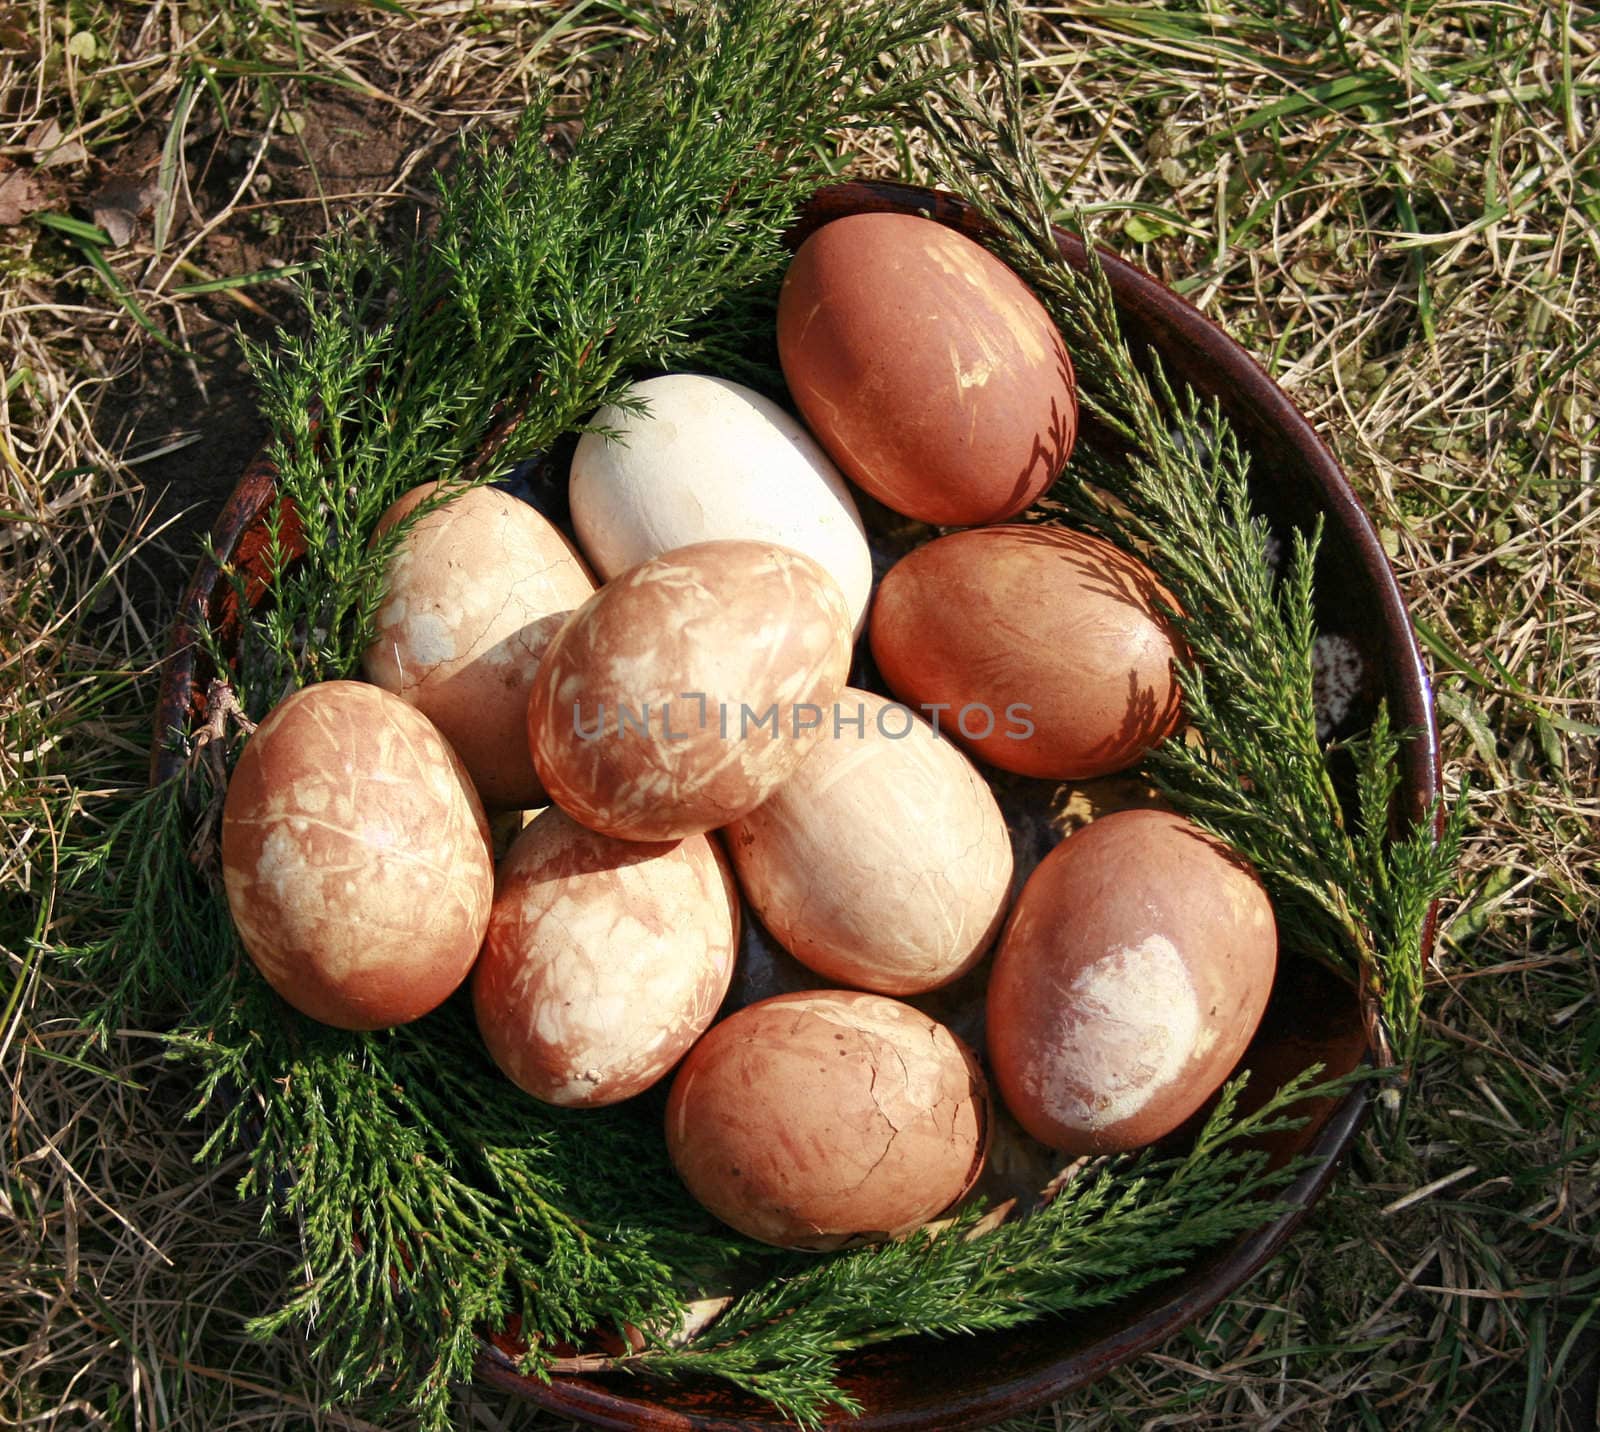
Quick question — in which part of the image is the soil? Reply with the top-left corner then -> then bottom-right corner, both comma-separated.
90,80 -> 463,601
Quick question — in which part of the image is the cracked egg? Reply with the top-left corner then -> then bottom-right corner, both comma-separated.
665,989 -> 990,1250
987,808 -> 1277,1154
777,211 -> 1077,526
220,680 -> 494,1030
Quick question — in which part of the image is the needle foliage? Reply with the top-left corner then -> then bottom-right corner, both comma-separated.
68,1 -> 1460,1426
907,2 -> 1465,1072
638,1063 -> 1354,1413
223,0 -> 959,712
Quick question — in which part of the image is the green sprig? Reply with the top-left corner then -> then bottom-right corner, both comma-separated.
222,0 -> 958,716
904,0 -> 1463,1070
634,1064 -> 1353,1425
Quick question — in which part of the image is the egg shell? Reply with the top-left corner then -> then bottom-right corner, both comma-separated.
472,808 -> 739,1107
986,808 -> 1277,1154
665,990 -> 990,1249
777,212 -> 1077,527
360,482 -> 594,810
527,539 -> 854,842
570,375 -> 873,634
869,524 -> 1185,780
221,680 -> 493,1030
724,688 -> 1013,995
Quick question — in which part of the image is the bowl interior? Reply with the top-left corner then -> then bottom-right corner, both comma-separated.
152,179 -> 1440,1431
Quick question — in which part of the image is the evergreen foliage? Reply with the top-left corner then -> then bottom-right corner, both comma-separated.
907,2 -> 1464,1069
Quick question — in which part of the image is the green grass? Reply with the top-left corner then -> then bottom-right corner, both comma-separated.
2,0 -> 1595,1428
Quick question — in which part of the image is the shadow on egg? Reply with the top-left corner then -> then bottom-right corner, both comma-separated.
1005,341 -> 1079,519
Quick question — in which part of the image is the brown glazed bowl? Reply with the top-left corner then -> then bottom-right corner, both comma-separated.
151,179 -> 1441,1430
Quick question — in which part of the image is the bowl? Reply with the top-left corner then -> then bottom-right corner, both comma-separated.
150,179 -> 1440,1430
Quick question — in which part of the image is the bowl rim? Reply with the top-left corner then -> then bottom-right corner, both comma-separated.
149,176 -> 1443,1430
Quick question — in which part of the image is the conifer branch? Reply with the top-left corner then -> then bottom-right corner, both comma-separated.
631,1066 -> 1356,1426
231,0 -> 959,715
901,0 -> 1462,1070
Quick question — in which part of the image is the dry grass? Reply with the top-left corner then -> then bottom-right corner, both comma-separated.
3,1 -> 1596,1428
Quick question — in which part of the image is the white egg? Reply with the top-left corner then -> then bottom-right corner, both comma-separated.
569,374 -> 874,633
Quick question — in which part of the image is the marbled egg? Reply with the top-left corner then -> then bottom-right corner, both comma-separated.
570,374 -> 873,633
778,212 -> 1077,526
666,990 -> 990,1249
986,809 -> 1277,1154
361,482 -> 594,809
527,540 -> 854,842
869,524 -> 1185,779
472,808 -> 739,1107
221,681 -> 493,1029
724,689 -> 1013,995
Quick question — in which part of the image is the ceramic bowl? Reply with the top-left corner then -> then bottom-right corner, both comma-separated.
151,178 -> 1440,1431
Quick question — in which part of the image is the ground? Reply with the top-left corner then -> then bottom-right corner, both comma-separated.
2,2 -> 1596,1429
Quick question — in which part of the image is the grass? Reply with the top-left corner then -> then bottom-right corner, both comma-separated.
2,0 -> 1595,1428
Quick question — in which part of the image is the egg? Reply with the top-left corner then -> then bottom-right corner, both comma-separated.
724,689 -> 1012,995
870,524 -> 1185,780
570,374 -> 873,633
665,991 -> 989,1249
472,808 -> 739,1107
221,681 -> 493,1030
778,212 -> 1077,526
527,539 -> 854,842
986,809 -> 1277,1154
361,482 -> 594,809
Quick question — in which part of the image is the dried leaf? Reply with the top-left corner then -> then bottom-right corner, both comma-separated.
26,117 -> 88,169
91,175 -> 162,249
0,161 -> 50,227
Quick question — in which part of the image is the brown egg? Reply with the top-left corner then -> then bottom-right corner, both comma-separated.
527,540 -> 854,842
724,689 -> 1012,995
361,482 -> 594,810
870,524 -> 1185,780
986,809 -> 1277,1154
777,212 -> 1077,526
221,681 -> 493,1030
665,991 -> 989,1249
472,809 -> 739,1107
